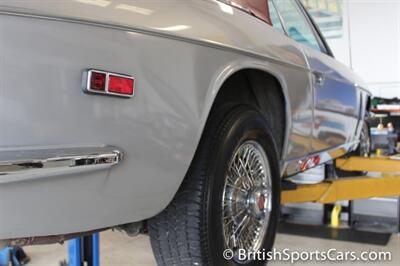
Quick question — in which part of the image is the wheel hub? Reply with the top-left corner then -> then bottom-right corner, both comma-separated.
247,188 -> 268,217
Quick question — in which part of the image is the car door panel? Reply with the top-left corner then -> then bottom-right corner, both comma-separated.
303,48 -> 360,150
273,0 -> 360,153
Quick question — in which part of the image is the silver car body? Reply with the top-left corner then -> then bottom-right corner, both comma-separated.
0,0 -> 369,240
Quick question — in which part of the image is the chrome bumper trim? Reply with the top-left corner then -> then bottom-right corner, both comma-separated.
0,145 -> 122,184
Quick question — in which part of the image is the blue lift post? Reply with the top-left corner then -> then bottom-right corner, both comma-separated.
0,247 -> 12,266
0,246 -> 30,266
68,233 -> 100,266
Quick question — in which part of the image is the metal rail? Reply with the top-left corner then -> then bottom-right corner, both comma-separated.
282,156 -> 400,204
335,156 -> 400,172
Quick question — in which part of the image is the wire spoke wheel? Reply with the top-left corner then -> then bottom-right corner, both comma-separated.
222,140 -> 272,262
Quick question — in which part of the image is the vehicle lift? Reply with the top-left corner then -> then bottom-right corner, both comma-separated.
282,156 -> 400,205
0,246 -> 29,266
0,235 -> 100,266
282,155 -> 400,229
65,234 -> 100,266
2,156 -> 398,266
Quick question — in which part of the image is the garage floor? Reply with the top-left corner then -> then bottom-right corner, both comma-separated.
24,230 -> 399,265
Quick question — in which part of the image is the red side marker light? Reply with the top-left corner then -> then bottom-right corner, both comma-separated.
298,155 -> 321,172
84,69 -> 135,98
90,71 -> 106,91
108,75 -> 134,96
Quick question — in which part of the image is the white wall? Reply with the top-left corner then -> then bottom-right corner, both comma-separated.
327,0 -> 400,98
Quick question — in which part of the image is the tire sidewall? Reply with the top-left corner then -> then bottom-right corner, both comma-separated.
206,108 -> 281,266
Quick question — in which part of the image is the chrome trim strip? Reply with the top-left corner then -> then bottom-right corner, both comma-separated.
282,141 -> 359,177
0,145 -> 122,184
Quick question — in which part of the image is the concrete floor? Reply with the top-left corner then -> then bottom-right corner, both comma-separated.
24,231 -> 399,266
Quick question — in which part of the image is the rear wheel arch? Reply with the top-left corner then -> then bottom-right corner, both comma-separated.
145,68 -> 290,224
209,68 -> 288,157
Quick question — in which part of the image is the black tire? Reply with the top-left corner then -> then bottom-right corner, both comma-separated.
335,120 -> 371,177
148,105 -> 281,266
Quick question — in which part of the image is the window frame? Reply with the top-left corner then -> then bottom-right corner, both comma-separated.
294,0 -> 334,57
270,0 -> 333,57
268,0 -> 288,35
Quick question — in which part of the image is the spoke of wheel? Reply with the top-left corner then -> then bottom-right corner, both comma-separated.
230,162 -> 251,191
230,163 -> 240,177
244,148 -> 257,184
225,182 -> 247,194
246,149 -> 257,183
236,214 -> 251,240
243,217 -> 256,250
232,214 -> 249,245
239,157 -> 254,188
226,173 -> 237,186
224,207 -> 245,223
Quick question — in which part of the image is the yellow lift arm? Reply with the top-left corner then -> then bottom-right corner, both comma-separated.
282,156 -> 400,204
